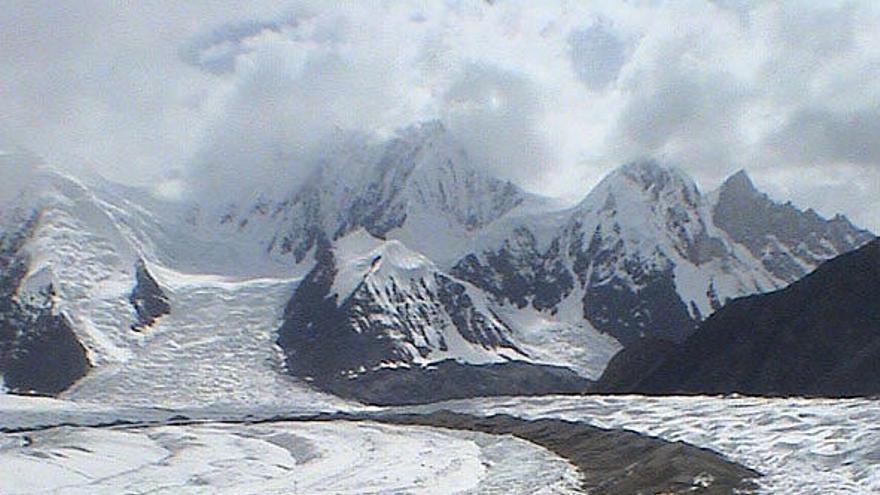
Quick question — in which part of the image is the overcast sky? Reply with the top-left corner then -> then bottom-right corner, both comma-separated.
1,0 -> 878,230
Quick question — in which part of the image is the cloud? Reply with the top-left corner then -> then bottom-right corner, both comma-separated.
568,20 -> 629,91
0,1 -> 878,230
0,142 -> 42,206
441,64 -> 553,186
763,107 -> 880,167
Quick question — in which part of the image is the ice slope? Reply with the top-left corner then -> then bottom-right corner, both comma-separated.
418,395 -> 880,494
68,170 -> 309,278
19,172 -> 146,366
0,168 -> 337,406
64,265 -> 348,410
490,303 -> 620,378
0,420 -> 581,495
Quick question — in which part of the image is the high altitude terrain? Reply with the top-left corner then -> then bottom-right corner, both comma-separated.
0,123 -> 873,404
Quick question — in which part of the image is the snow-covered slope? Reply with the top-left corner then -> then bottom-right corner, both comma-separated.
0,167 -> 341,407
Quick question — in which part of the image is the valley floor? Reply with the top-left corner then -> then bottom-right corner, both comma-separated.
0,419 -> 580,494
1,394 -> 878,494
413,395 -> 880,494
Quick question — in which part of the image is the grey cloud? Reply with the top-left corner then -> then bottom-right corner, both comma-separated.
763,107 -> 880,167
568,20 -> 628,91
0,1 -> 877,231
441,64 -> 553,187
608,38 -> 752,187
179,18 -> 297,74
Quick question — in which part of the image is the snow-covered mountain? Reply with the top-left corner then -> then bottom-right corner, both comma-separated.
215,122 -> 544,267
276,229 -> 593,404
0,127 -> 873,404
455,161 -> 774,345
454,161 -> 873,347
279,229 -> 527,375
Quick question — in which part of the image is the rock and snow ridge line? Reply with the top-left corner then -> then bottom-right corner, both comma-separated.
452,160 -> 872,347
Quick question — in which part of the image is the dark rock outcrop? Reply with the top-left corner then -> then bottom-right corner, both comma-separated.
591,337 -> 677,393
0,215 -> 91,395
317,360 -> 592,406
129,259 -> 171,331
596,239 -> 880,397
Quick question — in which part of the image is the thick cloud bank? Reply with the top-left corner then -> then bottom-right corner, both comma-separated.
0,1 -> 878,229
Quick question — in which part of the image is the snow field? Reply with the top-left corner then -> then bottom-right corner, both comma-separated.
0,420 -> 581,495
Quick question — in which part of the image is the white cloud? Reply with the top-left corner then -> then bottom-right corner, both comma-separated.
0,0 -> 877,230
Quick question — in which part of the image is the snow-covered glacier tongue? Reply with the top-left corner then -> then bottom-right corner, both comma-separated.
0,165 -> 348,409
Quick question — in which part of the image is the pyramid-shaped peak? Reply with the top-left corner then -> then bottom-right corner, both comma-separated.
720,169 -> 758,194
574,159 -> 703,215
617,160 -> 693,187
598,160 -> 699,200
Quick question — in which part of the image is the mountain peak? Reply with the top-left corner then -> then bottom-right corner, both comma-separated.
711,167 -> 875,283
579,159 -> 700,214
616,160 -> 692,190
719,169 -> 758,196
603,159 -> 697,196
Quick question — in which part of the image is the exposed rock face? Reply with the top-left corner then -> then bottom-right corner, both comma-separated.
596,239 -> 880,397
453,228 -> 574,312
589,337 -> 677,393
129,260 -> 171,331
711,170 -> 874,283
315,360 -> 592,406
0,215 -> 90,395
